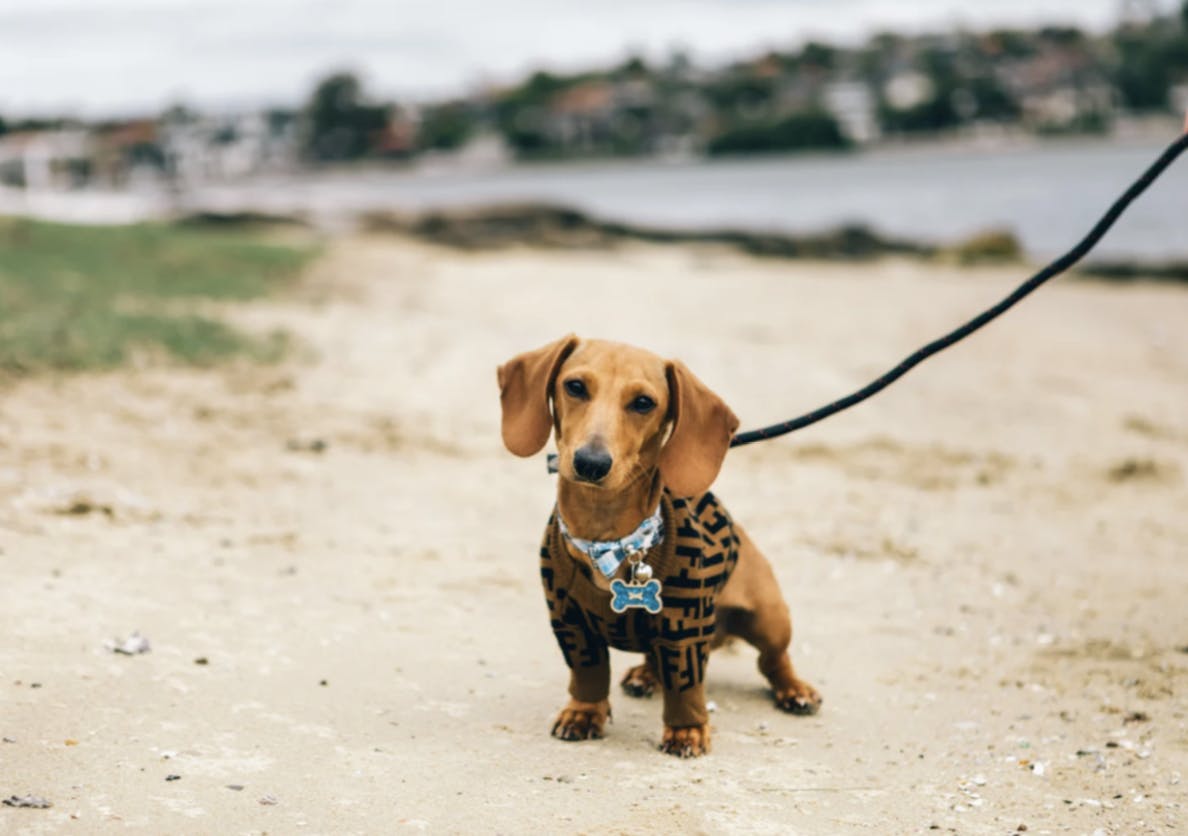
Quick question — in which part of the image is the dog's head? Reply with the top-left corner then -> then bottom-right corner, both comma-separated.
497,335 -> 738,497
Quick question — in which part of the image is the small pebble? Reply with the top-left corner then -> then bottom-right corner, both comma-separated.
259,794 -> 278,805
109,632 -> 151,655
319,679 -> 328,687
3,795 -> 52,809
165,774 -> 181,782
226,784 -> 244,791
706,700 -> 718,713
194,657 -> 209,666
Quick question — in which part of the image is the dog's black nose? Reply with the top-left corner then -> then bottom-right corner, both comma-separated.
573,445 -> 613,482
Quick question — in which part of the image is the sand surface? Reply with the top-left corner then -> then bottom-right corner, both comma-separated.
2,238 -> 1186,834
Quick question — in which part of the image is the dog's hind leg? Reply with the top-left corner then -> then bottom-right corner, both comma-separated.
727,603 -> 821,715
620,656 -> 659,698
717,526 -> 822,716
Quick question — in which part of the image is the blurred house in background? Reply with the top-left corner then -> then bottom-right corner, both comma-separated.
0,129 -> 92,190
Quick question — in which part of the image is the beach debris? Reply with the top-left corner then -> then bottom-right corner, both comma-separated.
15,484 -> 155,521
193,657 -> 209,666
165,774 -> 181,782
107,631 -> 151,655
3,795 -> 52,808
2,737 -> 15,743
56,496 -> 114,516
286,438 -> 328,454
258,794 -> 278,805
1106,457 -> 1178,483
706,700 -> 718,713
1030,762 -> 1046,776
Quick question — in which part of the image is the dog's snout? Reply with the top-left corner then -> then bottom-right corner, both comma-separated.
573,445 -> 613,482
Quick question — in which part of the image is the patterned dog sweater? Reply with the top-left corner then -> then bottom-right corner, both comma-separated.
539,490 -> 740,727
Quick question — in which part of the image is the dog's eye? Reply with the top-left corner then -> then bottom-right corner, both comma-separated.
628,395 -> 656,414
563,379 -> 588,399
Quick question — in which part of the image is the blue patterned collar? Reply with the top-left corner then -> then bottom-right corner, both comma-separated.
557,505 -> 664,579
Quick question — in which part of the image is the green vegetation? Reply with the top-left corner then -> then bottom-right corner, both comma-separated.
303,72 -> 391,161
707,111 -> 851,155
944,229 -> 1024,265
418,102 -> 475,151
0,218 -> 315,374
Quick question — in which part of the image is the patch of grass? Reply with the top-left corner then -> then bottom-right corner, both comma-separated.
0,217 -> 315,373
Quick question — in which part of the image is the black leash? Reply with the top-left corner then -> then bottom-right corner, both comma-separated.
730,130 -> 1188,448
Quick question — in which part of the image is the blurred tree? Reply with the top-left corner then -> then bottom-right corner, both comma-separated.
965,76 -> 1020,120
880,96 -> 960,133
617,55 -> 649,76
1114,31 -> 1172,110
302,72 -> 390,161
665,50 -> 692,76
707,110 -> 851,155
704,73 -> 777,113
984,29 -> 1036,58
798,41 -> 836,70
418,103 -> 474,151
1037,26 -> 1087,46
265,108 -> 297,134
879,46 -> 963,133
0,114 -> 7,137
509,71 -> 568,106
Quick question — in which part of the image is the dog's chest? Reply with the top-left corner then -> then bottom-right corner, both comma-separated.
540,492 -> 740,656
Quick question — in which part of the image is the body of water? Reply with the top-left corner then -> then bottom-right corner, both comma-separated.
10,137 -> 1187,260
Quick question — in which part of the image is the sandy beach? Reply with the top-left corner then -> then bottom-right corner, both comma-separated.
2,236 -> 1186,834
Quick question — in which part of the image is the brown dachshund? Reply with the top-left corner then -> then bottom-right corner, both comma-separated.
498,335 -> 820,757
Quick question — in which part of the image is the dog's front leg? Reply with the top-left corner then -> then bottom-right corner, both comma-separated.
653,642 -> 712,757
552,664 -> 610,741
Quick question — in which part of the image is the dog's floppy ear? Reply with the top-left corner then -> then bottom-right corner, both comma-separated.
497,334 -> 580,457
658,360 -> 739,497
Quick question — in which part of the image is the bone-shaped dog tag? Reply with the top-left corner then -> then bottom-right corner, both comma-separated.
609,578 -> 663,614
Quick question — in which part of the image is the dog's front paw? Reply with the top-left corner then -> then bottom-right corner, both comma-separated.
773,680 -> 822,715
620,663 -> 658,698
551,699 -> 610,742
659,724 -> 710,758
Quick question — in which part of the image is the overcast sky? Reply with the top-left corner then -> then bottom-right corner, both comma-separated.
0,0 -> 1169,118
